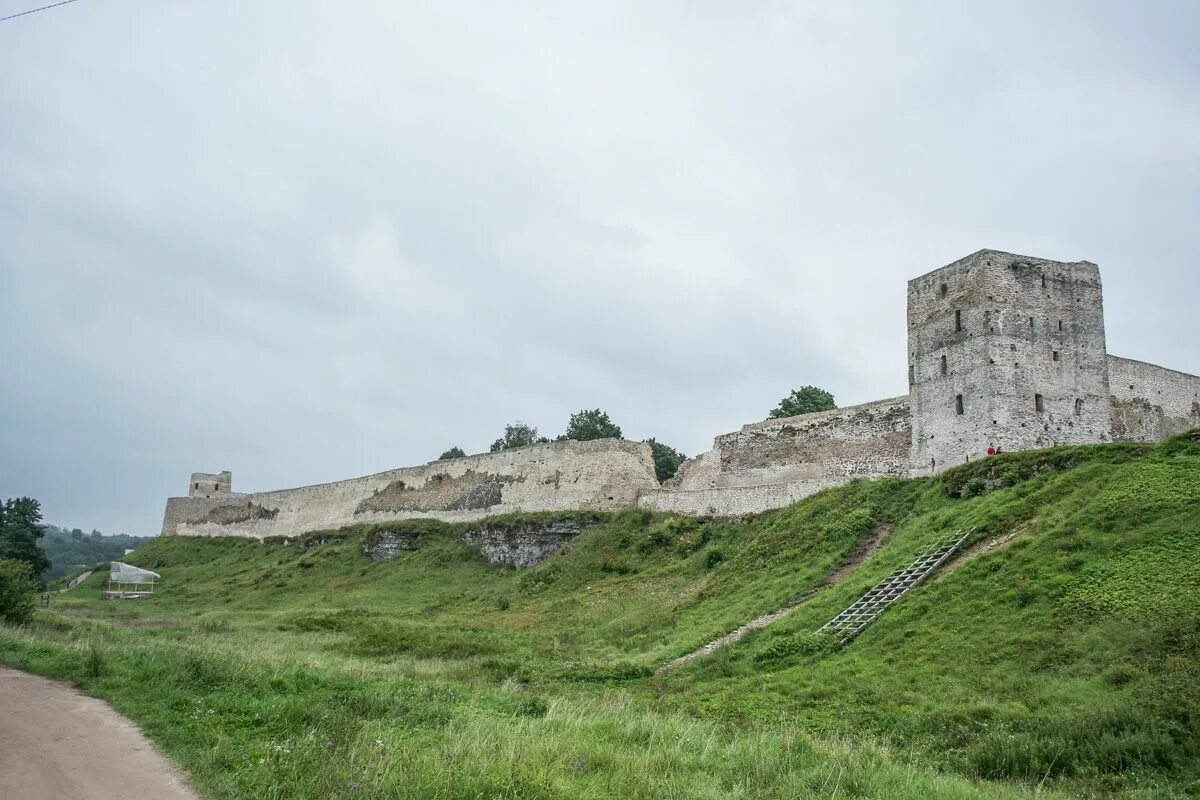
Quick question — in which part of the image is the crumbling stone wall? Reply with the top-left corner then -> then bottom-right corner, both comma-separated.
646,397 -> 911,516
1108,355 -> 1200,441
162,439 -> 658,539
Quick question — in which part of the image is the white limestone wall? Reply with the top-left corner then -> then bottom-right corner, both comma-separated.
1108,355 -> 1200,441
162,439 -> 658,539
638,478 -> 850,517
642,397 -> 911,516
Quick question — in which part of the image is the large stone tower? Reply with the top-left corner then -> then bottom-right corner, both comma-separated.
907,250 -> 1112,475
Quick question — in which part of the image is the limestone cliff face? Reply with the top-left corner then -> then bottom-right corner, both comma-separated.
361,517 -> 599,567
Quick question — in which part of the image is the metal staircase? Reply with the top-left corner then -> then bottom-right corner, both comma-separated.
818,529 -> 971,644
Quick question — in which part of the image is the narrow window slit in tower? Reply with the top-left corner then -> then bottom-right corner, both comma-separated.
1035,394 -> 1044,412
1041,274 -> 1046,288
956,394 -> 964,415
1053,350 -> 1060,361
955,310 -> 962,331
940,355 -> 947,376
1075,398 -> 1084,416
908,364 -> 914,385
1058,319 -> 1063,332
940,283 -> 948,298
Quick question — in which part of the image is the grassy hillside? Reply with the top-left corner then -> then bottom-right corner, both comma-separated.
2,433 -> 1198,799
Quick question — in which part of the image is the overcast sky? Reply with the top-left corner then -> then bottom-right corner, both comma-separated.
2,2 -> 1197,535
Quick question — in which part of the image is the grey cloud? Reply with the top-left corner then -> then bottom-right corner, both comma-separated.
1,1 -> 1197,533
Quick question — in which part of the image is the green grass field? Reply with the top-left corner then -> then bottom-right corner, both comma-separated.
2,433 -> 1198,798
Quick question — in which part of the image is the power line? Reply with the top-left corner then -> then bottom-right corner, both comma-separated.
0,0 -> 80,24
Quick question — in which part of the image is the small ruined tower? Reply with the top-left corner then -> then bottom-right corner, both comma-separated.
188,470 -> 232,498
907,249 -> 1113,475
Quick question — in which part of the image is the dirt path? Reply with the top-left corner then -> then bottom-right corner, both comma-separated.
0,667 -> 199,800
60,569 -> 93,591
656,523 -> 893,674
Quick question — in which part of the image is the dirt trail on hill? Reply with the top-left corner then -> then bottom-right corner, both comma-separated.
0,667 -> 199,800
656,523 -> 893,674
60,569 -> 93,591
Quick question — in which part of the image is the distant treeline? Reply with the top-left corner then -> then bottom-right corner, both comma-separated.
41,525 -> 155,582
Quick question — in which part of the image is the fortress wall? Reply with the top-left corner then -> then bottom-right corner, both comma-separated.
644,397 -> 911,515
1108,355 -> 1200,441
162,439 -> 658,540
638,478 -> 850,517
669,397 -> 911,491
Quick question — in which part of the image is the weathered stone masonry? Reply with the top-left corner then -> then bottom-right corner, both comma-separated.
161,439 -> 658,539
642,397 -> 911,516
1108,355 -> 1200,441
162,249 -> 1199,541
907,251 -> 1114,476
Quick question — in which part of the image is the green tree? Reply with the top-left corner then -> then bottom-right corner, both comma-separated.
768,386 -> 836,419
645,439 -> 686,482
489,422 -> 549,452
0,558 -> 37,625
563,409 -> 622,441
0,497 -> 49,578
438,447 -> 466,460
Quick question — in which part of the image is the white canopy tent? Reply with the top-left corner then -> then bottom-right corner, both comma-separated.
105,562 -> 161,598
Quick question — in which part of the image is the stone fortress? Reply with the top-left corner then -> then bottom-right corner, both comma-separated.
162,250 -> 1200,540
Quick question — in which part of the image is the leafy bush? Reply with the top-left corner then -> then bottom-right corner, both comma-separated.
563,409 -> 622,441
0,557 -> 37,625
514,694 -> 548,717
768,386 -> 836,419
755,632 -> 839,663
645,438 -> 686,482
705,548 -> 726,568
643,525 -> 675,550
490,422 -> 549,452
959,477 -> 987,498
1102,663 -> 1137,686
